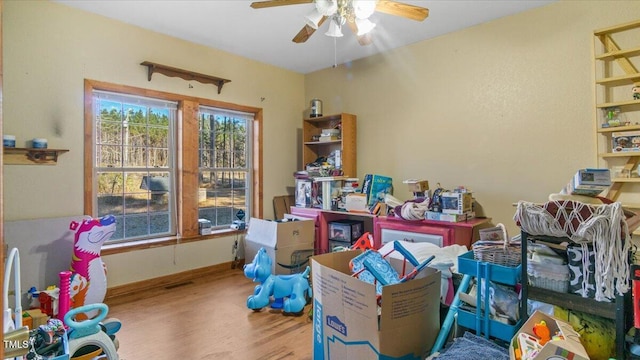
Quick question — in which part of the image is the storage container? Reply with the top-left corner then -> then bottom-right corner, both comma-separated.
328,239 -> 350,252
32,138 -> 48,149
457,251 -> 523,342
458,251 -> 521,285
527,261 -> 569,293
328,219 -> 364,243
3,134 -> 15,147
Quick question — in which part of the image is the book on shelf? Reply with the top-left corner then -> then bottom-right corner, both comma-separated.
361,174 -> 393,207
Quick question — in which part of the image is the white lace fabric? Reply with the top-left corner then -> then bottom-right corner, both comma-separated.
514,200 -> 630,301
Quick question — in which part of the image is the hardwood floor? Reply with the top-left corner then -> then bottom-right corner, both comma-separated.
106,268 -> 313,360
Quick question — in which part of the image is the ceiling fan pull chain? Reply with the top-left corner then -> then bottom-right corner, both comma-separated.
333,36 -> 337,68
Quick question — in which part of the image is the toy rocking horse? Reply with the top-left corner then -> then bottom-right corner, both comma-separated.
243,247 -> 311,316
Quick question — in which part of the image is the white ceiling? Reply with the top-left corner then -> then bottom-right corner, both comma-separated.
53,0 -> 556,74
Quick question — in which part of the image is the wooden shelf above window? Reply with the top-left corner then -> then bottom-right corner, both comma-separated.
3,147 -> 69,165
140,61 -> 231,94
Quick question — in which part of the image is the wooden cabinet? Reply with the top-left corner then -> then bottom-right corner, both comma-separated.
594,20 -> 640,212
302,113 -> 357,178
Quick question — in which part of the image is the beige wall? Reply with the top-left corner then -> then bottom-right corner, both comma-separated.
3,0 -> 640,288
2,1 -> 304,287
305,0 -> 640,236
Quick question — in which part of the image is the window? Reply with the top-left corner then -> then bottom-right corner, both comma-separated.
198,107 -> 253,229
85,79 -> 263,248
93,91 -> 177,243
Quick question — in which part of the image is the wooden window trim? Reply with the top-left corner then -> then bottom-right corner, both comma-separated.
84,79 -> 263,252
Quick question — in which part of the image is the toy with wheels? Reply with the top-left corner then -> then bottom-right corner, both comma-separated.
243,247 -> 311,315
65,303 -> 120,360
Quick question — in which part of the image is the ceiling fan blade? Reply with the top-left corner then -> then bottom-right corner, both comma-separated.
347,21 -> 373,46
250,0 -> 313,9
375,0 -> 429,21
292,16 -> 327,43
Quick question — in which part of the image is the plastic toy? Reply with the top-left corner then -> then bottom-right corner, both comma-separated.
69,215 -> 116,320
532,320 -> 551,345
353,250 -> 399,293
518,332 -> 543,359
35,286 -> 60,317
65,303 -> 120,360
350,241 -> 435,299
633,86 -> 640,100
351,232 -> 375,251
243,247 -> 312,315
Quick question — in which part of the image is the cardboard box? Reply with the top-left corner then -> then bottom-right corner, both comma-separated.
403,179 -> 429,193
312,251 -> 441,360
441,192 -> 473,215
509,310 -> 589,360
612,131 -> 640,152
273,195 -> 295,220
24,308 -> 48,328
245,216 -> 314,275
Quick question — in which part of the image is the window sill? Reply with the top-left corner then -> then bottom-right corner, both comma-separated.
101,228 -> 246,256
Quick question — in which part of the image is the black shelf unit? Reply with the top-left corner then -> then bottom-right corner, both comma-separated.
520,231 -> 630,360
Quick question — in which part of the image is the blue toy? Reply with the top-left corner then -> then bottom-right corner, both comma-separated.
243,247 -> 312,315
350,241 -> 435,297
65,303 -> 121,359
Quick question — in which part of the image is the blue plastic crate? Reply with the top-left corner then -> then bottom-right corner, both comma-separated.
457,251 -> 521,285
456,251 -> 523,342
457,308 -> 523,341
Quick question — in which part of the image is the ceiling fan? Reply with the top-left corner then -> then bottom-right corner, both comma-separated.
250,0 -> 429,46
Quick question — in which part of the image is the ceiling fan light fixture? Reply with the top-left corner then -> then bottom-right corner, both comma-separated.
315,0 -> 338,16
355,17 -> 376,35
352,0 -> 376,19
305,9 -> 323,29
325,17 -> 344,37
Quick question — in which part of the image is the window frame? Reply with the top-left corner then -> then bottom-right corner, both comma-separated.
84,79 -> 263,254
93,90 -> 178,243
197,106 -> 253,230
